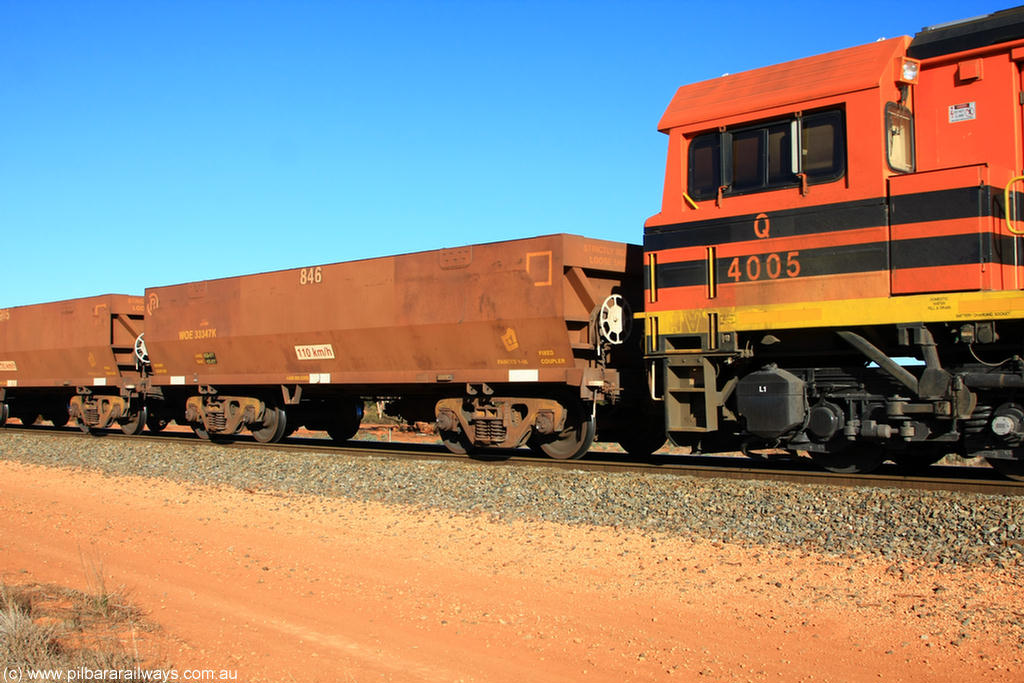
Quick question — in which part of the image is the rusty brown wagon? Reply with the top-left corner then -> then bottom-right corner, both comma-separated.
0,295 -> 148,433
139,234 -> 657,458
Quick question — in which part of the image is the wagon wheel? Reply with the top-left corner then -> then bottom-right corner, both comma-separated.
76,417 -> 93,434
440,430 -> 474,455
326,400 -> 364,442
192,424 -> 211,440
810,445 -> 884,474
986,455 -> 1024,481
252,406 -> 288,443
146,411 -> 170,433
535,403 -> 596,460
45,407 -> 70,428
17,410 -> 40,427
326,421 -> 360,442
0,402 -> 8,427
120,406 -> 147,436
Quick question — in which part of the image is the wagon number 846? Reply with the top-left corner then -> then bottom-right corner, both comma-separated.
726,251 -> 800,282
299,266 -> 323,285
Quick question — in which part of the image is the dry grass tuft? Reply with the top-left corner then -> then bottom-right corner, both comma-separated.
0,579 -> 158,669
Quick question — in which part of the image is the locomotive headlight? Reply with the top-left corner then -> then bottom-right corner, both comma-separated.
896,57 -> 920,84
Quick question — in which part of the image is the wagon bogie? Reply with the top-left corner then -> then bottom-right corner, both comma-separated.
183,392 -> 285,443
435,392 -> 570,453
68,391 -> 147,435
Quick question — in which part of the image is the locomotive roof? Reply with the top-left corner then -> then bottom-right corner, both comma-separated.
657,37 -> 910,132
908,5 -> 1024,59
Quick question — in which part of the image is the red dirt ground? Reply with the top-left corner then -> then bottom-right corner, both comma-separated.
1,459 -> 1021,682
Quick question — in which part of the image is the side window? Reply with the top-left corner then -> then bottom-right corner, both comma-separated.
731,130 -> 764,191
688,133 -> 721,200
687,109 -> 846,200
766,122 -> 795,184
885,102 -> 915,173
802,110 -> 845,181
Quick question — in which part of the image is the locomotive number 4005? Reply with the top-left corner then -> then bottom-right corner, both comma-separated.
725,251 -> 801,283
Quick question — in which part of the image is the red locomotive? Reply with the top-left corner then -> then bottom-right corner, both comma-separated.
643,7 -> 1024,477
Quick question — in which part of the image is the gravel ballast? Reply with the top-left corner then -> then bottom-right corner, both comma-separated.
2,431 -> 1022,568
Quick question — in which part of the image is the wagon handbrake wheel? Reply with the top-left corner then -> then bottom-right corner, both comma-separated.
597,294 -> 631,346
134,334 -> 150,367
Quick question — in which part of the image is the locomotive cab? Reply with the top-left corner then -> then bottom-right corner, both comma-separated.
644,7 -> 1024,477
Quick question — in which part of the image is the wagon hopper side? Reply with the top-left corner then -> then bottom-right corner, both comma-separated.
141,234 -> 648,458
643,7 -> 1024,477
0,294 -> 148,433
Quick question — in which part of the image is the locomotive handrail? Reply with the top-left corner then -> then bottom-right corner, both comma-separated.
1004,175 -> 1024,235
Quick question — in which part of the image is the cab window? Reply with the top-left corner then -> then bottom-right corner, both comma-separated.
688,109 -> 845,200
885,102 -> 915,173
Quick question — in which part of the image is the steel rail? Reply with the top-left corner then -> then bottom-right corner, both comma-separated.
2,425 -> 1022,497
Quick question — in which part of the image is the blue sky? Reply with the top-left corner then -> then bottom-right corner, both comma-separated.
0,0 -> 1008,306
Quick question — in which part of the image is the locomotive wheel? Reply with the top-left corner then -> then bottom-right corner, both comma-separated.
986,456 -> 1024,481
810,445 -> 884,474
617,430 -> 667,458
252,406 -> 288,443
537,416 -> 596,460
120,406 -> 147,436
607,409 -> 667,458
892,445 -> 947,475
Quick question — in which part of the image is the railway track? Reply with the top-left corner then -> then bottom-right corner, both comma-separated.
4,424 -> 1022,498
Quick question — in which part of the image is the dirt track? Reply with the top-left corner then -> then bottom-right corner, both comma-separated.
1,459 -> 1021,682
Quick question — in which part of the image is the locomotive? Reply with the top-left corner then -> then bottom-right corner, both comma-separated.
643,6 -> 1024,477
4,7 -> 1024,479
